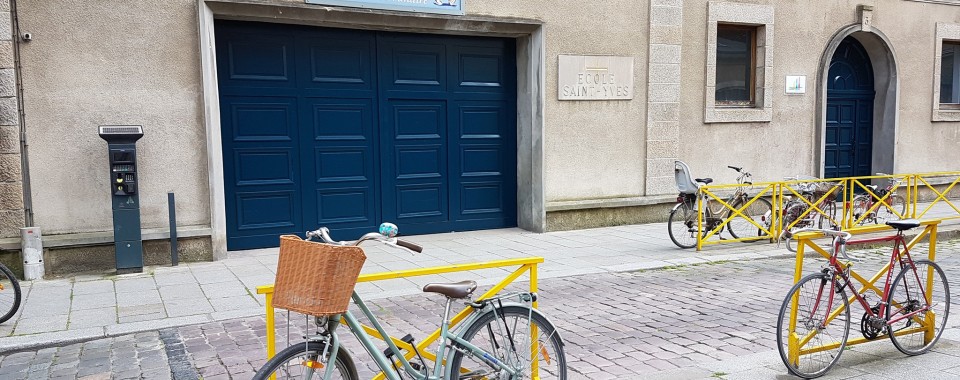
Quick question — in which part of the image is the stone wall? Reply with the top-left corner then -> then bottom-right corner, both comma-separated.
0,0 -> 23,239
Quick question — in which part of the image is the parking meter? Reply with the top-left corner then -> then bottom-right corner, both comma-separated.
98,125 -> 144,273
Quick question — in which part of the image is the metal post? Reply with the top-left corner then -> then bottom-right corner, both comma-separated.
168,192 -> 178,266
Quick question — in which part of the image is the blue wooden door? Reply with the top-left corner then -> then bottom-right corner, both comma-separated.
378,33 -> 517,235
825,37 -> 874,180
217,21 -> 516,250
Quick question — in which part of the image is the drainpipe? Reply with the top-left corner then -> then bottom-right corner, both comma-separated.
10,0 -> 33,227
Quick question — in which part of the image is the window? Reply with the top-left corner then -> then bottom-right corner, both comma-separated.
941,41 -> 960,105
716,25 -> 756,106
933,23 -> 960,121
704,1 -> 774,123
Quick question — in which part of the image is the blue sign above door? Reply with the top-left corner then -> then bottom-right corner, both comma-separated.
306,0 -> 464,15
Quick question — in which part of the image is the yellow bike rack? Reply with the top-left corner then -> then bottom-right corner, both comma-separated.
786,220 -> 940,365
257,256 -> 543,380
694,171 -> 960,250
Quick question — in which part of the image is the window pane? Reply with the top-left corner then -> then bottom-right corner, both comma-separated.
942,41 -> 960,104
716,26 -> 755,104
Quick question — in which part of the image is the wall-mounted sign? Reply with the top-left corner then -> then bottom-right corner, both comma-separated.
306,0 -> 464,15
785,75 -> 806,94
558,55 -> 634,101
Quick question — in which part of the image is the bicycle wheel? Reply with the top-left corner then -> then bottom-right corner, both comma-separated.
668,202 -> 698,249
850,195 -> 873,225
817,201 -> 838,229
253,340 -> 359,380
448,305 -> 566,380
886,260 -> 950,356
728,197 -> 773,242
0,264 -> 21,324
875,194 -> 906,224
776,273 -> 850,379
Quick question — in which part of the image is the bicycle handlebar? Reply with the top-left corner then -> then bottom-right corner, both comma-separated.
304,225 -> 422,254
727,165 -> 743,172
786,228 -> 858,262
789,228 -> 852,240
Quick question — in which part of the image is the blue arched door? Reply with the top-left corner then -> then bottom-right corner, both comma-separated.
825,37 -> 875,179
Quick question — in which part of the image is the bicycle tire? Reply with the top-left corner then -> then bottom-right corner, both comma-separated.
668,202 -> 698,249
817,201 -> 838,229
875,194 -> 906,224
728,197 -> 773,242
776,273 -> 850,379
886,260 -> 950,356
447,305 -> 566,380
252,340 -> 359,380
850,195 -> 872,226
0,263 -> 21,324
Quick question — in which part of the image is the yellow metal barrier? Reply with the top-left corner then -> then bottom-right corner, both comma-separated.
696,182 -> 777,250
256,256 -> 543,380
786,220 -> 940,364
693,171 -> 960,250
913,171 -> 960,221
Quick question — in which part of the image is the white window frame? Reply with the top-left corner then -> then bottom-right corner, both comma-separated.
933,23 -> 960,122
704,1 -> 774,123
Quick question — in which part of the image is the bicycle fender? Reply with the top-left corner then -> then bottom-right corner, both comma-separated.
671,202 -> 685,212
442,303 -> 563,379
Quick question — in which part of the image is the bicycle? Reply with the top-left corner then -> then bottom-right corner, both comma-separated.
775,221 -> 950,378
253,224 -> 567,380
0,262 -> 21,324
851,173 -> 906,226
668,161 -> 773,248
776,176 -> 841,252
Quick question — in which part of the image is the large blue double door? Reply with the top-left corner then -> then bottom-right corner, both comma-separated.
217,21 -> 517,250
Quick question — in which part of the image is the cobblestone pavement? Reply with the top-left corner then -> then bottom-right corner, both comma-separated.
4,200 -> 958,351
1,239 -> 958,379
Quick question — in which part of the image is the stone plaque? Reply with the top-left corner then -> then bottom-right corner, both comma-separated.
558,55 -> 634,100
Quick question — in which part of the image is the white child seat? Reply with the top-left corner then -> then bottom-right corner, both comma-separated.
674,160 -> 701,194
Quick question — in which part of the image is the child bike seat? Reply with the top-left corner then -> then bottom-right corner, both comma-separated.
674,160 -> 701,194
423,280 -> 477,299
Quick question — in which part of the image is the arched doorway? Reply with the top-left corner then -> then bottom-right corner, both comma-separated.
825,37 -> 875,179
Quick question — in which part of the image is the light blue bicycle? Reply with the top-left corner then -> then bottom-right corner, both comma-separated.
253,224 -> 567,380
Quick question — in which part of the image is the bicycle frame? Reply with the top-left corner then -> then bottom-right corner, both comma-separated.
314,292 -> 526,380
797,231 -> 933,351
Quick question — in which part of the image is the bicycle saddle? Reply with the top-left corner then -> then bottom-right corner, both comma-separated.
423,280 -> 477,299
695,178 -> 713,184
886,219 -> 920,231
866,185 -> 878,191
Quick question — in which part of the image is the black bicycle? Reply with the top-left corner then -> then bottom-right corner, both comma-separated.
0,262 -> 21,324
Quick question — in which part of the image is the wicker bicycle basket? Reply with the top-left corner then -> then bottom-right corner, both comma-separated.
272,235 -> 367,316
812,182 -> 841,201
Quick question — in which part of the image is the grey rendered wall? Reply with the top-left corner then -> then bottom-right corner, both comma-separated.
469,2 -> 650,204
15,0 -> 649,240
15,0 -> 209,235
677,0 -> 960,186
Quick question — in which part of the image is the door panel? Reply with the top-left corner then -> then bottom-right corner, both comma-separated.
381,100 -> 449,224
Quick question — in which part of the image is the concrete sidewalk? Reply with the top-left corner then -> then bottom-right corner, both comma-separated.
1,210 -> 958,353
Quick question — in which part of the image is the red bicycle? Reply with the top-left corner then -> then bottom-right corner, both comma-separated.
775,220 -> 950,378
